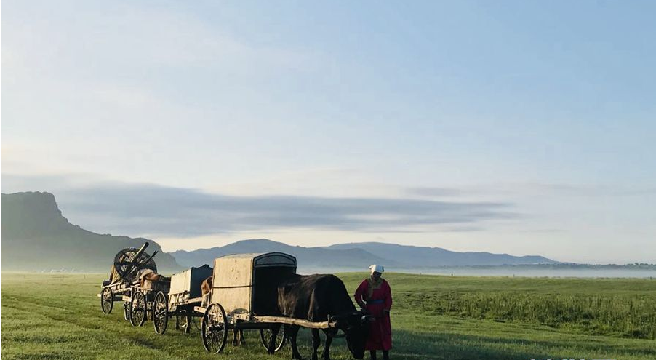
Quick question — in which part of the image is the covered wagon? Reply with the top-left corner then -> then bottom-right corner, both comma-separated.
198,252 -> 340,354
151,264 -> 213,334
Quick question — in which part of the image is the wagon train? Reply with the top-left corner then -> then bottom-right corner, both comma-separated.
99,242 -> 170,327
100,249 -> 373,360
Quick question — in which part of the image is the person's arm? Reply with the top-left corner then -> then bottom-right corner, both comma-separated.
383,281 -> 392,314
354,280 -> 367,310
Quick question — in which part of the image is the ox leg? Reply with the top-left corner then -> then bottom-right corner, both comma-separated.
233,322 -> 245,346
233,326 -> 239,346
321,330 -> 334,360
268,324 -> 281,354
184,314 -> 191,334
288,325 -> 303,360
311,329 -> 321,360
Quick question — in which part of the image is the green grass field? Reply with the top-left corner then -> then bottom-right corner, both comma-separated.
2,273 -> 655,360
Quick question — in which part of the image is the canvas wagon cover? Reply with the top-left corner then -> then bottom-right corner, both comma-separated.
211,252 -> 296,314
169,265 -> 213,298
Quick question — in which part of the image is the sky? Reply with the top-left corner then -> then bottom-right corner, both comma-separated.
2,0 -> 655,264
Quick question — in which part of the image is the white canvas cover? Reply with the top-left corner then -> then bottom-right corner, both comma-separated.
169,269 -> 193,296
211,252 -> 296,314
169,265 -> 213,297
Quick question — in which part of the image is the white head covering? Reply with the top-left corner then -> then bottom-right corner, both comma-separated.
369,264 -> 384,274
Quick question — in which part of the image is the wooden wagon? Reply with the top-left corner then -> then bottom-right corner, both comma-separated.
151,264 -> 213,334
98,242 -> 169,327
129,271 -> 170,327
197,252 -> 338,354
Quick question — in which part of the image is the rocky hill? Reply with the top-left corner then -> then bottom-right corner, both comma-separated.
1,192 -> 182,272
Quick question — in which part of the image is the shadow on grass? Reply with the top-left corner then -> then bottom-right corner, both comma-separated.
384,329 -> 654,360
388,329 -> 553,360
271,327 -> 553,360
217,326 -> 656,360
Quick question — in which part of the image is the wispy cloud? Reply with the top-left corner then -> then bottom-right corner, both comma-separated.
505,183 -> 656,197
3,2 -> 315,79
1,174 -> 513,238
406,187 -> 463,197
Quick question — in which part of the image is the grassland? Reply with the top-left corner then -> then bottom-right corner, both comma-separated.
340,273 -> 656,339
2,272 -> 656,360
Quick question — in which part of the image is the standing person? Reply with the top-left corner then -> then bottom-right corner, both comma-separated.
354,264 -> 392,360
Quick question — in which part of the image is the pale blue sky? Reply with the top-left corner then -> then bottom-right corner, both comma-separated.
3,1 -> 655,263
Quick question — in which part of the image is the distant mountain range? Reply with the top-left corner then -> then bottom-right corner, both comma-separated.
171,239 -> 557,271
2,191 -> 557,274
171,239 -> 396,270
1,192 -> 182,272
329,242 -> 556,267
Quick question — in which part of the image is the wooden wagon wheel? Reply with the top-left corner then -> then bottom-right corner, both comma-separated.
153,291 -> 168,335
112,247 -> 157,283
201,303 -> 228,353
100,287 -> 113,314
260,326 -> 286,352
130,290 -> 147,327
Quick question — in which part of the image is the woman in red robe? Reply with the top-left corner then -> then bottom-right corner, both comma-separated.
354,264 -> 392,360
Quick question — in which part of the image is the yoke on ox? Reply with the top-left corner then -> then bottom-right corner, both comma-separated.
198,252 -> 372,360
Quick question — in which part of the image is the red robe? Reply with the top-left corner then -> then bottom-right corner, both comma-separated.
354,278 -> 392,351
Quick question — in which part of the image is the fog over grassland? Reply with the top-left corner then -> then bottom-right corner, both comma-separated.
2,191 -> 547,272
3,191 -> 654,278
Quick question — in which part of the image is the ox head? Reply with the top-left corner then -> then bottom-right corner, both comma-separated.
331,311 -> 373,359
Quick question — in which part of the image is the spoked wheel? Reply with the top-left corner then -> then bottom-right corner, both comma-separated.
101,288 -> 113,314
153,291 -> 168,334
130,291 -> 147,327
112,247 -> 156,282
123,301 -> 132,321
201,303 -> 228,353
260,326 -> 286,352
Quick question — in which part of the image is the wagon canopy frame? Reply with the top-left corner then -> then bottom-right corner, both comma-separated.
210,252 -> 297,318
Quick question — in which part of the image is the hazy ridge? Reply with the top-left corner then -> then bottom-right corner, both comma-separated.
1,192 -> 182,272
172,239 -> 557,272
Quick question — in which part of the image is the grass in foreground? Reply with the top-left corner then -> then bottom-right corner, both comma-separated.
339,273 -> 656,339
2,273 -> 655,360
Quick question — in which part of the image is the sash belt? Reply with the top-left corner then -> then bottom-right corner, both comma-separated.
367,299 -> 384,304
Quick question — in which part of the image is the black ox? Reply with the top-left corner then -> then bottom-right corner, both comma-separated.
265,273 -> 371,360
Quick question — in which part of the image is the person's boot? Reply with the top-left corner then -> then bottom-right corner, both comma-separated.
370,350 -> 377,360
383,350 -> 389,360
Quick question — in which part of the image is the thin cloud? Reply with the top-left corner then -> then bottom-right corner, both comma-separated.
406,187 -> 464,197
2,174 -> 514,238
517,183 -> 656,197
